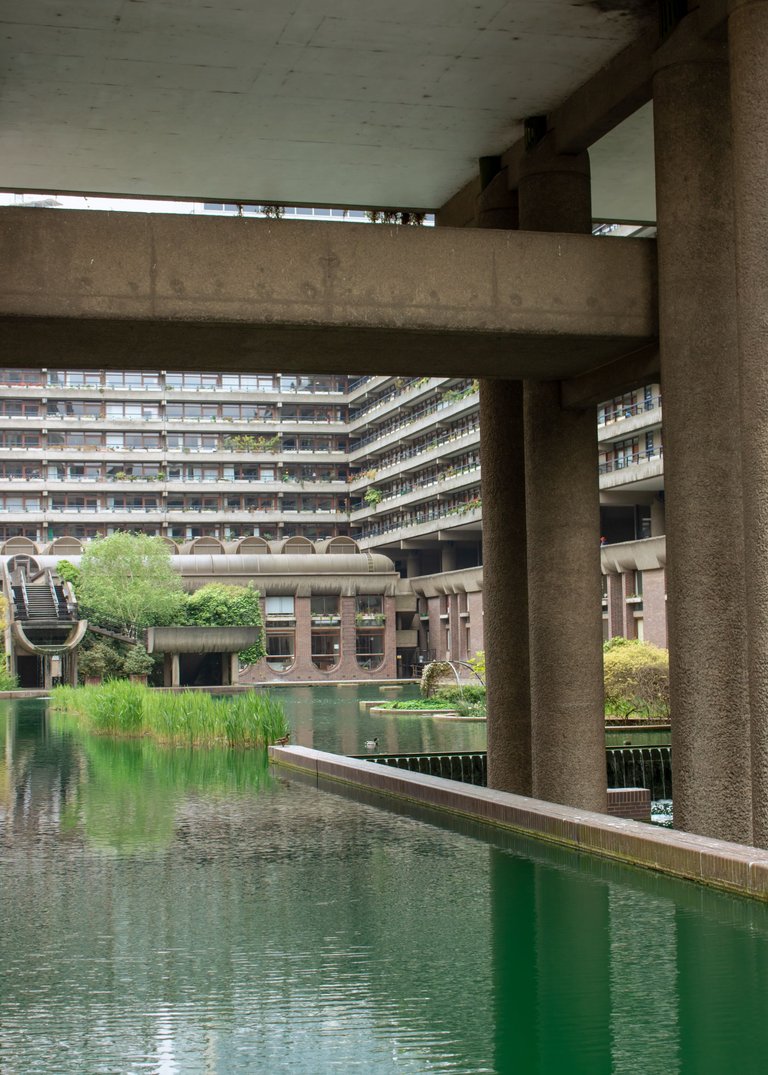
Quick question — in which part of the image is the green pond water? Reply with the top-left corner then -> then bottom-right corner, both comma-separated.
2,693 -> 767,1074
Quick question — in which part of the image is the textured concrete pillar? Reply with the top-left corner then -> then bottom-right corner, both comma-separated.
440,544 -> 457,573
730,0 -> 768,847
519,137 -> 605,812
650,495 -> 666,537
607,573 -> 625,640
525,383 -> 606,811
476,164 -> 519,230
518,140 -> 592,235
653,21 -> 752,842
170,652 -> 180,688
480,379 -> 531,795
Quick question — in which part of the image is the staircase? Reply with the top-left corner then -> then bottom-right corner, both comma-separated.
23,585 -> 61,624
12,569 -> 79,649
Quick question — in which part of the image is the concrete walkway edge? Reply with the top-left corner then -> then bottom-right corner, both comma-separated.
270,744 -> 768,901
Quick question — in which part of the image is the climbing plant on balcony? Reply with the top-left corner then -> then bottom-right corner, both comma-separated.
223,434 -> 281,453
363,487 -> 383,507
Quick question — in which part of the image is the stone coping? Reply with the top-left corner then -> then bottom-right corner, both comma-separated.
269,745 -> 768,902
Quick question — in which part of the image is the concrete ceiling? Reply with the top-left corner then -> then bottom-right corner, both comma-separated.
0,0 -> 657,216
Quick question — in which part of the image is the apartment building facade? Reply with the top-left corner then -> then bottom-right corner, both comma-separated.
0,366 -> 666,682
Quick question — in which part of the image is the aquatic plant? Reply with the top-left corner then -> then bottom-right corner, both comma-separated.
381,686 -> 486,718
50,682 -> 289,747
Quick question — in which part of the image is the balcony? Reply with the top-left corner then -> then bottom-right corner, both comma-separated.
599,449 -> 664,490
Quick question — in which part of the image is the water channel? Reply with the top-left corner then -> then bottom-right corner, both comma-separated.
2,692 -> 767,1073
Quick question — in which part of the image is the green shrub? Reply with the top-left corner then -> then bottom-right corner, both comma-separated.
0,666 -> 18,690
78,641 -> 124,681
603,640 -> 670,721
123,643 -> 155,677
184,582 -> 265,666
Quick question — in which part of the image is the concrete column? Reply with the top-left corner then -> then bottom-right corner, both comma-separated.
440,544 -> 457,573
518,140 -> 592,235
730,0 -> 768,847
170,652 -> 180,688
229,652 -> 239,685
476,161 -> 519,230
518,138 -> 606,812
525,383 -> 606,811
650,495 -> 666,537
480,379 -> 531,795
406,552 -> 421,578
653,20 -> 752,842
607,573 -> 624,640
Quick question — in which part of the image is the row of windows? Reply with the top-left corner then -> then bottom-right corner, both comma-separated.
0,369 -> 348,393
0,494 -> 348,513
33,463 -> 348,483
264,595 -> 386,672
0,431 -> 349,452
265,630 -> 385,673
34,401 -> 347,421
264,596 -> 383,616
0,523 -> 350,543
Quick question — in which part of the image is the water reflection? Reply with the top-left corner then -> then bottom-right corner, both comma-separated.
3,699 -> 768,1074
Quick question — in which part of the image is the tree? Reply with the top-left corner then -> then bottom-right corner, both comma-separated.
77,532 -> 185,631
184,582 -> 265,665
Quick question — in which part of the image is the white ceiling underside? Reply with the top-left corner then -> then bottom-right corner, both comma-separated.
0,0 -> 657,220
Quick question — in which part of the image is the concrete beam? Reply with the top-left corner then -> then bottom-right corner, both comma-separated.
0,209 -> 657,381
439,29 -> 658,222
561,344 -> 660,409
548,29 -> 657,156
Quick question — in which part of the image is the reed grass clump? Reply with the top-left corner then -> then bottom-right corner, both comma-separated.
50,682 -> 289,747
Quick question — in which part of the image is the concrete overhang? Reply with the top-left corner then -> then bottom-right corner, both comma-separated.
146,626 -> 260,654
0,209 -> 657,381
0,1 -> 658,212
11,619 -> 88,655
601,535 -> 666,574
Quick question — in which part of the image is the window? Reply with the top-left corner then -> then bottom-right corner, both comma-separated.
311,631 -> 340,672
357,595 -> 383,616
47,400 -> 101,418
104,371 -> 161,390
356,632 -> 385,671
266,633 -> 295,672
1,432 -> 40,448
265,596 -> 295,618
1,400 -> 40,417
1,368 -> 45,386
311,596 -> 340,619
1,463 -> 41,480
48,370 -> 101,388
0,495 -> 40,512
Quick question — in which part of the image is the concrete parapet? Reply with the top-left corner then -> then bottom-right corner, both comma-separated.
270,745 -> 768,901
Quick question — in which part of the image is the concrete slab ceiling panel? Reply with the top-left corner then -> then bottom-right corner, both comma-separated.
0,1 -> 656,209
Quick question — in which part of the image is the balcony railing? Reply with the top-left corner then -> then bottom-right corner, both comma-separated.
598,447 -> 664,475
598,396 -> 662,426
